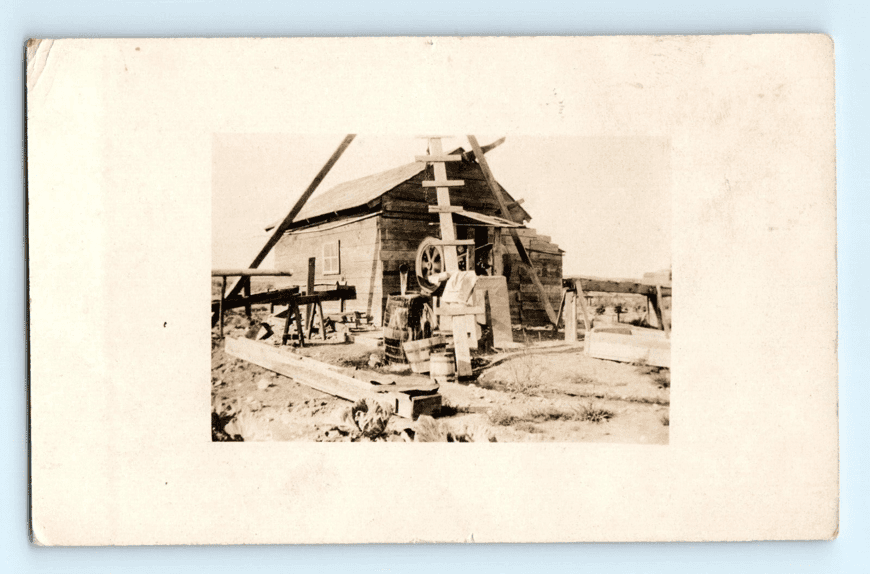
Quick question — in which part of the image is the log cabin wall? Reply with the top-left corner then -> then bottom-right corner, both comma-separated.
498,228 -> 564,327
273,215 -> 381,319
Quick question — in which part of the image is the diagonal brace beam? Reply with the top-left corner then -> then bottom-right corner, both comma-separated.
223,134 -> 356,302
466,135 -> 559,326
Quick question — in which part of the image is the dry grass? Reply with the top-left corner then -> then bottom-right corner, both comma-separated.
489,402 -> 614,427
488,408 -> 520,426
439,400 -> 473,417
573,402 -> 615,423
514,421 -> 544,434
479,350 -> 543,395
414,415 -> 497,442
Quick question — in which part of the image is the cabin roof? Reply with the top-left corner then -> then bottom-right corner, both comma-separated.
294,160 -> 425,223
266,146 -> 530,231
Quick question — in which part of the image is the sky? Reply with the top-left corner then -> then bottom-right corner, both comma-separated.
212,135 -> 671,279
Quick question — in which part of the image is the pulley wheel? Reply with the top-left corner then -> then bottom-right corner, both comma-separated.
415,236 -> 445,295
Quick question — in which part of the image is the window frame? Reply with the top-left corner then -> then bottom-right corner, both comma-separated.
322,240 -> 341,275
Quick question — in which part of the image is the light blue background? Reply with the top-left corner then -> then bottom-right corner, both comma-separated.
3,1 -> 866,571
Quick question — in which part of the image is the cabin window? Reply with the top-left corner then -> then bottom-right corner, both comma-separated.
322,240 -> 340,275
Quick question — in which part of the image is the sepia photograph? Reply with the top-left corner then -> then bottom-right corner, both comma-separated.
210,134 -> 671,443
26,35 -> 837,545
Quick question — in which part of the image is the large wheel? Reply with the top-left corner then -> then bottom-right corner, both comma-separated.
415,237 -> 445,295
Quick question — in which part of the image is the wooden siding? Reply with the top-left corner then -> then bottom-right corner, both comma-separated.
273,216 -> 381,319
377,213 -> 563,328
499,228 -> 564,326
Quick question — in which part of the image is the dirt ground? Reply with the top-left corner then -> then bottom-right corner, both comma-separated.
211,307 -> 670,444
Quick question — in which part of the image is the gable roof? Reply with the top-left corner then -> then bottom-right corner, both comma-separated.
292,160 -> 425,223
266,146 -> 528,231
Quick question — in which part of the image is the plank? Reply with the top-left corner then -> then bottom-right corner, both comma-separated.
212,269 -> 295,277
467,135 -> 558,326
585,330 -> 670,368
415,154 -> 461,163
224,134 -> 355,301
225,337 -> 440,419
422,180 -> 464,188
567,276 -> 672,297
451,318 -> 474,376
429,138 -> 459,272
427,205 -> 463,213
211,286 -> 304,313
473,276 -> 513,347
435,239 -> 475,247
226,336 -> 375,401
436,305 -> 485,316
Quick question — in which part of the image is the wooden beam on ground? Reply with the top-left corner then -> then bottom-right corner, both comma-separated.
225,337 -> 441,419
223,134 -> 355,302
467,135 -> 559,327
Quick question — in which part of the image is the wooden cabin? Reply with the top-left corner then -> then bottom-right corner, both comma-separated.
269,147 -> 564,327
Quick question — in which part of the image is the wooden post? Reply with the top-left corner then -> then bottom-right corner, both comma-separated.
218,275 -> 226,338
426,137 -> 472,378
491,227 -> 503,276
576,280 -> 592,335
564,290 -> 578,343
243,280 -> 251,318
294,301 -> 305,347
646,295 -> 659,328
467,135 -> 558,327
316,302 -> 327,340
429,138 -> 460,272
223,134 -> 355,303
553,288 -> 568,335
656,284 -> 670,336
282,296 -> 294,345
305,257 -> 316,336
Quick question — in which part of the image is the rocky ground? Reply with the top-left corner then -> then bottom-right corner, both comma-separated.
211,307 -> 670,443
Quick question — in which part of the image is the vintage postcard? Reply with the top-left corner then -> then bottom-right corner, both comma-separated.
27,36 -> 837,544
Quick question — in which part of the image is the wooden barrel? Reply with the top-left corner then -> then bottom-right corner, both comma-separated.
430,351 -> 455,382
383,293 -> 432,364
403,336 -> 446,374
